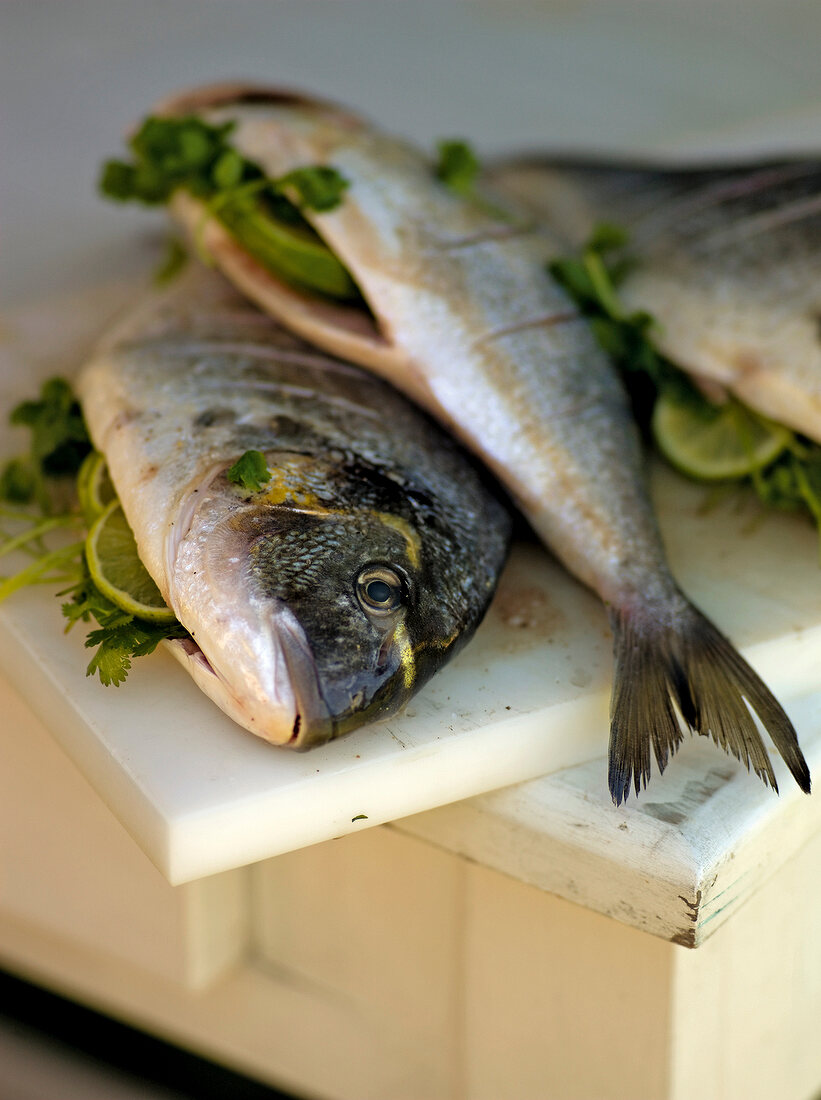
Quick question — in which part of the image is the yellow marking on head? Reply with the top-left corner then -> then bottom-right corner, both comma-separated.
376,512 -> 422,569
260,459 -> 322,510
392,620 -> 416,691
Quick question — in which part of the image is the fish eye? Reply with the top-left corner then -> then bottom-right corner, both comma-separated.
356,566 -> 404,615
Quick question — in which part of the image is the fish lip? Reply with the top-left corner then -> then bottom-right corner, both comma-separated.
274,605 -> 334,749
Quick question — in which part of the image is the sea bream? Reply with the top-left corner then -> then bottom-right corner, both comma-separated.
77,262 -> 511,747
489,156 -> 821,441
133,83 -> 810,802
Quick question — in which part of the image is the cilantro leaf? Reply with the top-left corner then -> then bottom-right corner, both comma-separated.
276,165 -> 349,213
227,450 -> 270,494
84,618 -> 188,686
61,565 -> 190,685
10,378 -> 90,469
99,115 -> 357,300
0,458 -> 38,504
0,378 -> 194,683
1,377 -> 91,509
153,236 -> 189,286
435,139 -> 480,196
100,117 -> 237,206
550,225 -> 821,552
100,116 -> 352,214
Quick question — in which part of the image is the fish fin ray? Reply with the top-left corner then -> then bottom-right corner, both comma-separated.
608,601 -> 811,806
609,609 -> 684,806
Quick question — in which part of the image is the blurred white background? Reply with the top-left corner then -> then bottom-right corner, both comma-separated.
2,0 -> 821,306
1,1 -> 820,1094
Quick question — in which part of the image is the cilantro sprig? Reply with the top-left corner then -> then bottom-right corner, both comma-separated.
0,381 -> 190,684
227,450 -> 270,494
61,569 -> 188,687
101,117 -> 349,213
550,226 -> 821,544
1,378 -> 92,511
435,139 -> 480,197
100,116 -> 357,300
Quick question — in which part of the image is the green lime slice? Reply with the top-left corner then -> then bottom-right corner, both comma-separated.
216,193 -> 360,301
85,500 -> 176,623
652,390 -> 792,481
77,450 -> 116,524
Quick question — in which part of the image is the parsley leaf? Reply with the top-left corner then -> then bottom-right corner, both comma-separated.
153,236 -> 189,286
61,567 -> 190,685
276,165 -> 349,213
0,376 -> 192,684
100,117 -> 237,206
435,139 -> 480,196
84,618 -> 187,686
100,116 -> 357,300
227,450 -> 270,494
550,225 -> 821,550
1,377 -> 92,510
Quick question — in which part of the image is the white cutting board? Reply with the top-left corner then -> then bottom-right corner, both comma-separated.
1,276 -> 820,883
3,0 -> 821,884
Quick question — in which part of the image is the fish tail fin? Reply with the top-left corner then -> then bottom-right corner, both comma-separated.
608,598 -> 811,806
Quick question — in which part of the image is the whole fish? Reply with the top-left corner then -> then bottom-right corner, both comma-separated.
148,83 -> 810,802
77,262 -> 511,747
490,156 -> 821,441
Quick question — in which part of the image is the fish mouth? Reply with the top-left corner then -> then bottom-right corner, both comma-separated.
165,604 -> 335,749
273,605 -> 335,750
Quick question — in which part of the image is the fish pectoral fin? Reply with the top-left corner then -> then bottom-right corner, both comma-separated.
607,599 -> 811,807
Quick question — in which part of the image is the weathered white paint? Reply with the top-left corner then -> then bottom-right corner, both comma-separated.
396,695 -> 821,946
3,698 -> 821,1100
0,680 -> 248,990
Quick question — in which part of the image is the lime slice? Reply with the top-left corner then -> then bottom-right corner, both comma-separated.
77,450 -> 116,524
85,501 -> 175,622
217,193 -> 360,302
651,390 -> 792,481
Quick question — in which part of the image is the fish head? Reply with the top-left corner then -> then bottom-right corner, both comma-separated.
172,452 -> 504,748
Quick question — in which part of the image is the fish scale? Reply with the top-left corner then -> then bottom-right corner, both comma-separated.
156,83 -> 811,801
78,261 -> 510,747
490,155 -> 821,443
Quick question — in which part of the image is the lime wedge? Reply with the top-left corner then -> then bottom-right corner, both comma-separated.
77,450 -> 116,524
216,193 -> 360,302
651,390 -> 792,481
85,501 -> 175,622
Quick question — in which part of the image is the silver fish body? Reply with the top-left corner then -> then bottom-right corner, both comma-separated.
155,84 -> 810,801
77,262 -> 511,747
490,156 -> 821,441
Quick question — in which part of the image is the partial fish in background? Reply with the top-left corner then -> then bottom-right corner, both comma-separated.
77,262 -> 511,747
490,156 -> 821,443
122,83 -> 811,802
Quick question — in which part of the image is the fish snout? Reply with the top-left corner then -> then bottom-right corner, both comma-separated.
273,605 -> 335,750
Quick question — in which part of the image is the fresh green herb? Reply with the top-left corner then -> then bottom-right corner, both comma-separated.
0,511 -> 84,603
351,814 -> 368,822
276,165 -> 350,213
100,117 -> 238,205
227,450 -> 270,494
1,378 -> 92,511
551,226 -> 821,546
153,236 -> 189,286
0,379 -> 190,682
100,116 -> 358,301
61,569 -> 189,686
435,139 -> 480,196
